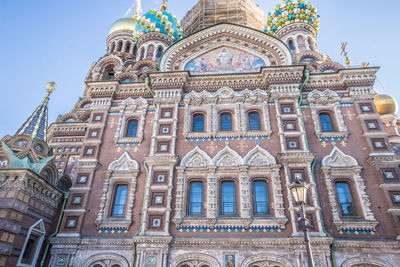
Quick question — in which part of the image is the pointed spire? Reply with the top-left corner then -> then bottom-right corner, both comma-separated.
160,0 -> 167,11
15,82 -> 56,141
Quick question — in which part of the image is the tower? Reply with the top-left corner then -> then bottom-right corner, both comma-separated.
0,83 -> 70,267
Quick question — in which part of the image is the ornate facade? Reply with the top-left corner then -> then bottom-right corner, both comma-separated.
2,0 -> 400,266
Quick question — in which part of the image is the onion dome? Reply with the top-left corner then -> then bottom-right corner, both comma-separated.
136,4 -> 183,42
374,94 -> 398,115
264,0 -> 320,35
109,17 -> 141,37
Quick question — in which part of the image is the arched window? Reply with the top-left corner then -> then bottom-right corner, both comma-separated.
253,181 -> 269,215
220,113 -> 232,131
22,239 -> 35,261
110,43 -> 115,53
156,46 -> 163,58
297,36 -> 306,51
111,184 -> 128,217
117,41 -> 123,51
221,181 -> 236,215
288,40 -> 295,52
42,169 -> 53,183
319,113 -> 334,132
335,182 -> 355,217
125,42 -> 131,53
308,38 -> 315,51
147,44 -> 155,59
139,48 -> 145,60
188,181 -> 203,215
105,65 -> 115,79
248,112 -> 261,131
125,120 -> 138,137
192,114 -> 204,132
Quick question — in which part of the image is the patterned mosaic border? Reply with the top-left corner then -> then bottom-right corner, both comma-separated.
338,229 -> 375,235
177,226 -> 284,233
185,136 -> 269,142
98,228 -> 129,234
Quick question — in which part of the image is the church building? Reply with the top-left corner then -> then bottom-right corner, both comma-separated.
1,0 -> 400,266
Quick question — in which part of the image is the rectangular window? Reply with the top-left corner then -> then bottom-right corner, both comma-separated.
111,185 -> 128,217
161,108 -> 173,118
283,120 -> 297,131
365,120 -> 379,130
149,215 -> 162,229
221,181 -> 236,215
151,192 -> 165,206
389,191 -> 400,205
93,113 -> 103,122
359,103 -> 373,113
157,142 -> 170,153
253,181 -> 269,215
382,168 -> 397,180
291,169 -> 305,182
188,182 -> 203,215
76,174 -> 89,184
286,138 -> 300,150
335,182 -> 356,217
65,216 -> 78,229
371,138 -> 387,150
159,124 -> 171,135
153,172 -> 167,184
281,104 -> 294,114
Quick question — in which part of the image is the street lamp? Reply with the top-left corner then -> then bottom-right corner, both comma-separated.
289,181 -> 315,267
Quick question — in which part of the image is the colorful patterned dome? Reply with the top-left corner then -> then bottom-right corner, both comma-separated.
264,0 -> 320,35
136,6 -> 183,42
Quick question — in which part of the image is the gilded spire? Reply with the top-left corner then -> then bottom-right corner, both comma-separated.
161,0 -> 167,11
15,82 -> 56,141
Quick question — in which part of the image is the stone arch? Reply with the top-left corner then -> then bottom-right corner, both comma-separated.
58,112 -> 79,123
181,146 -> 212,168
108,152 -> 139,171
170,253 -> 221,267
82,252 -> 129,267
212,145 -> 243,167
132,59 -> 157,71
243,145 -> 276,166
322,146 -> 358,168
341,257 -> 393,267
318,61 -> 344,73
95,55 -> 123,69
161,23 -> 292,72
213,87 -> 236,98
241,254 -> 294,267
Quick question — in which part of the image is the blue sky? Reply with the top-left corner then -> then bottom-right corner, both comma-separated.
1,0 -> 399,138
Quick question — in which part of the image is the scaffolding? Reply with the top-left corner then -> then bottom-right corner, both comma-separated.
181,0 -> 268,36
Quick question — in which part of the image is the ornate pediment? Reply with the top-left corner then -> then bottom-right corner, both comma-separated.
213,146 -> 242,167
108,152 -> 139,171
243,145 -> 276,166
322,146 -> 358,168
180,146 -> 212,168
308,89 -> 340,104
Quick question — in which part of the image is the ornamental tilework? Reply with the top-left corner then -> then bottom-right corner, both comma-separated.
177,226 -> 284,233
338,229 -> 375,235
185,136 -> 270,142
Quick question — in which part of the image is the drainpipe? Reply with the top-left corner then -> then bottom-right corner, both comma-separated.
297,69 -> 336,266
40,192 -> 69,267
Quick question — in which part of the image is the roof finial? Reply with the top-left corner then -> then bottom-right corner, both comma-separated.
160,0 -> 167,11
45,81 -> 57,99
340,42 -> 351,68
135,0 -> 142,19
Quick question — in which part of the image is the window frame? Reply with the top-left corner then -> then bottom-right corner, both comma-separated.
219,180 -> 237,216
252,179 -> 270,216
319,111 -> 335,132
187,180 -> 204,216
110,184 -> 129,218
247,111 -> 262,131
219,112 -> 233,132
192,113 -> 205,132
334,181 -> 357,218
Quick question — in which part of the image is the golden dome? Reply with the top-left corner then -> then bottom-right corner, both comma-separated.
374,94 -> 398,115
108,17 -> 138,35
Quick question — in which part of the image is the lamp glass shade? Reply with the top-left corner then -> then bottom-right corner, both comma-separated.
290,183 -> 308,204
